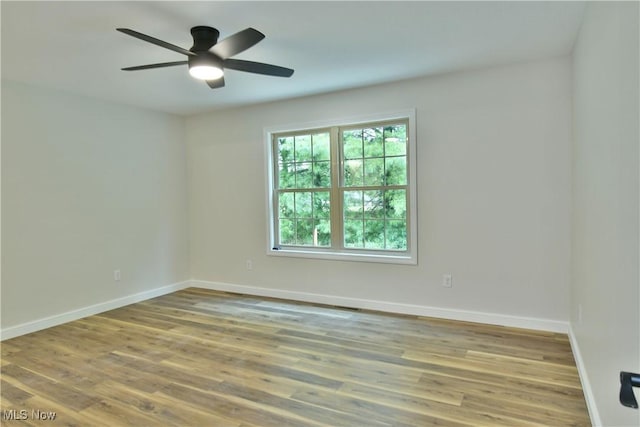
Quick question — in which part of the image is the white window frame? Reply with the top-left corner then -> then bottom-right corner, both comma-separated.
264,109 -> 417,265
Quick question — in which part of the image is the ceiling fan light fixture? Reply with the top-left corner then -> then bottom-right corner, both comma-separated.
189,65 -> 224,80
188,52 -> 224,80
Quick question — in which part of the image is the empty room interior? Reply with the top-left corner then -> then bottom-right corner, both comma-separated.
1,1 -> 638,426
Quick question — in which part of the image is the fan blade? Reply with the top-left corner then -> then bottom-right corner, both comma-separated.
224,59 -> 294,77
117,28 -> 195,56
206,77 -> 225,89
122,61 -> 188,71
210,28 -> 265,59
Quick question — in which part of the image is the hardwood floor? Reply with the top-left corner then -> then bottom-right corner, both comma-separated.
1,288 -> 590,426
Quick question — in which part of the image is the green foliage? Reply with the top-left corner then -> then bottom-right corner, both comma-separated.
294,135 -> 312,161
278,190 -> 331,247
363,127 -> 384,158
342,125 -> 406,188
344,160 -> 363,186
344,220 -> 364,248
343,189 -> 407,249
277,133 -> 332,190
385,157 -> 406,185
343,130 -> 363,159
312,133 -> 330,161
384,125 -> 406,156
364,158 -> 384,186
313,161 -> 331,187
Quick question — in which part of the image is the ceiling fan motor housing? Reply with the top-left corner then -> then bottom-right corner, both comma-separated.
190,26 -> 220,52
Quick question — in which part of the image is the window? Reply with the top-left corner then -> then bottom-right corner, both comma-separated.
266,110 -> 416,264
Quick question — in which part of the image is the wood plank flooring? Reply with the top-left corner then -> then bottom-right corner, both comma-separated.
0,288 -> 591,426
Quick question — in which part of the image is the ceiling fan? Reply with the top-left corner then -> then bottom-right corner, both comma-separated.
117,26 -> 294,89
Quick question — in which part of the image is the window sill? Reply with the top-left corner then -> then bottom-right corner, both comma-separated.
267,247 -> 417,265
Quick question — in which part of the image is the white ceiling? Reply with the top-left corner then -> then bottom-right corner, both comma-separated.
1,1 -> 586,116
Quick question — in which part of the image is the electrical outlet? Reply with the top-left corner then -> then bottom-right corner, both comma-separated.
442,274 -> 452,288
246,260 -> 253,271
114,269 -> 121,281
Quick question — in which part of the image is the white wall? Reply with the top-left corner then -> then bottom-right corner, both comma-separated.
571,2 -> 640,426
186,57 -> 572,328
1,81 -> 190,330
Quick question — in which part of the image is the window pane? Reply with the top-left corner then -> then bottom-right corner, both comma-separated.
385,156 -> 407,185
295,135 -> 312,161
278,137 -> 294,163
344,159 -> 363,187
313,192 -> 331,219
313,161 -> 331,187
364,158 -> 385,186
312,133 -> 330,161
344,219 -> 364,248
364,190 -> 384,219
363,127 -> 384,158
296,162 -> 313,188
296,219 -> 315,245
279,219 -> 295,245
315,219 -> 331,246
278,192 -> 294,218
364,220 -> 385,249
295,192 -> 313,218
386,219 -> 407,250
273,118 -> 411,257
278,162 -> 295,189
279,192 -> 331,247
385,189 -> 407,219
343,130 -> 363,159
343,191 -> 363,219
384,126 -> 407,156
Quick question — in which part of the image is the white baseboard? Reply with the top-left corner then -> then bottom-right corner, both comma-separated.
568,324 -> 600,427
0,281 -> 190,341
1,278 -> 570,340
188,280 -> 569,333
